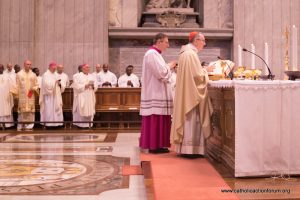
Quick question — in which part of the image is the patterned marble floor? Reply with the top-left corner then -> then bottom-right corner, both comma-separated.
0,131 -> 146,200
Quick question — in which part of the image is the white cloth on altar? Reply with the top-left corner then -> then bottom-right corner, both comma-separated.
118,73 -> 140,87
39,70 -> 63,127
173,108 -> 204,155
55,72 -> 69,90
72,72 -> 97,127
97,71 -> 117,87
0,74 -> 14,127
140,49 -> 173,116
209,80 -> 300,177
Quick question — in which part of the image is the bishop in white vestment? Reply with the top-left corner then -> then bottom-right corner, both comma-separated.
39,62 -> 63,127
72,64 -> 97,128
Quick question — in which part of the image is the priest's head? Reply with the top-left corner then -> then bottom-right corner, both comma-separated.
95,64 -> 102,73
57,64 -> 64,74
126,65 -> 134,76
14,64 -> 21,73
32,67 -> 40,76
189,32 -> 206,51
153,33 -> 169,52
23,60 -> 32,72
49,62 -> 57,73
82,64 -> 90,74
0,64 -> 4,74
103,63 -> 109,73
6,62 -> 13,72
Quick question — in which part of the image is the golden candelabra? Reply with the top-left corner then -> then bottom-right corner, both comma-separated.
284,27 -> 289,71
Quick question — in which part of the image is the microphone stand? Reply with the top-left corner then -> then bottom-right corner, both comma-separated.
242,48 -> 274,80
217,56 -> 234,80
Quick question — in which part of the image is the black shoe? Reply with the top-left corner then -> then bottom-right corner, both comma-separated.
179,154 -> 203,159
149,148 -> 170,154
149,149 -> 160,154
158,148 -> 170,153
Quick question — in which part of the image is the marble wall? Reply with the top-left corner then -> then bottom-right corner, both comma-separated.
0,0 -> 108,77
109,39 -> 232,78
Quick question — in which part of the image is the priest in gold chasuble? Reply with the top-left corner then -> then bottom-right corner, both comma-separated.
171,32 -> 212,156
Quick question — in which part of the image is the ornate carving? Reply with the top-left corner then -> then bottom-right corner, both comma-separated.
156,10 -> 186,27
146,0 -> 191,11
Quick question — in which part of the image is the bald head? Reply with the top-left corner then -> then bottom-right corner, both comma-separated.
6,62 -> 13,72
23,60 -> 32,72
95,64 -> 102,73
57,64 -> 64,74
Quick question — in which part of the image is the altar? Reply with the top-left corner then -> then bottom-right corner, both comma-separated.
207,80 -> 300,177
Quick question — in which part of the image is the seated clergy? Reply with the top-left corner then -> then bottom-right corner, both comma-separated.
72,64 -> 97,128
0,64 -> 14,128
55,64 -> 70,88
97,63 -> 117,87
118,65 -> 140,87
39,62 -> 63,127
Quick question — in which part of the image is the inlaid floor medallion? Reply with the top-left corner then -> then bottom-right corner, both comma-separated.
0,155 -> 129,195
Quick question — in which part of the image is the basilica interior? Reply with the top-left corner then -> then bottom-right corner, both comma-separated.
1,0 -> 300,199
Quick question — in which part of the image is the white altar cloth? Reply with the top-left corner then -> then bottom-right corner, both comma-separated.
209,80 -> 300,177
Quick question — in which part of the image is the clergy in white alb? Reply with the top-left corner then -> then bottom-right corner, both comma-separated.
39,62 -> 63,127
97,64 -> 117,87
72,64 -> 97,128
12,60 -> 39,131
171,32 -> 212,156
118,65 -> 140,87
4,62 -> 16,85
140,33 -> 177,153
0,64 -> 14,128
55,64 -> 70,89
92,64 -> 102,86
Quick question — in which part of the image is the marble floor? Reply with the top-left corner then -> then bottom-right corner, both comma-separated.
0,131 -> 147,200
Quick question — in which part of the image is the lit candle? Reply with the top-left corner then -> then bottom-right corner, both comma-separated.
238,45 -> 242,66
292,25 -> 298,71
251,44 -> 255,69
264,43 -> 269,75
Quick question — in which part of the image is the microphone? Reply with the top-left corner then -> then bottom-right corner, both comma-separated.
217,56 -> 234,80
242,48 -> 274,80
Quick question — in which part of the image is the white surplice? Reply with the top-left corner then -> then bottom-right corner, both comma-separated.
97,70 -> 117,87
140,48 -> 173,116
118,73 -> 140,87
39,70 -> 63,127
0,74 -> 14,127
55,72 -> 69,91
72,72 -> 97,127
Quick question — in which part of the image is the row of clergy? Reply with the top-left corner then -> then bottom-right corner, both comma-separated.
2,62 -> 142,88
0,61 -> 157,130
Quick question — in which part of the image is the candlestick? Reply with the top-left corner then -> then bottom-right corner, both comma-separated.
292,25 -> 298,71
264,43 -> 269,75
238,45 -> 242,66
251,44 -> 255,69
